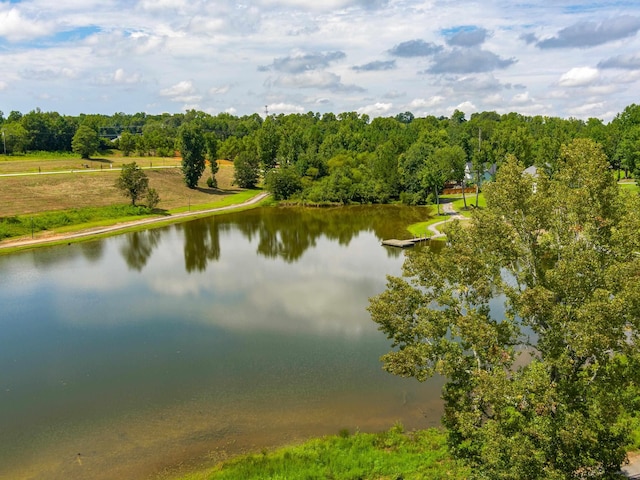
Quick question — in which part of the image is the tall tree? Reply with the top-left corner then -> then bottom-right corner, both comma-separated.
369,139 -> 640,479
233,151 -> 260,188
72,125 -> 100,159
177,123 -> 206,189
1,122 -> 29,154
205,132 -> 219,188
257,117 -> 280,175
118,131 -> 136,156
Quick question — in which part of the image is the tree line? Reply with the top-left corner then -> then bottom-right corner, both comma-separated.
2,105 -> 639,202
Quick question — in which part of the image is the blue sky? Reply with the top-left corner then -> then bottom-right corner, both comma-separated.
1,0 -> 640,121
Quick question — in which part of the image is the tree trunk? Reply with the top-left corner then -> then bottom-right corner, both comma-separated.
462,178 -> 467,209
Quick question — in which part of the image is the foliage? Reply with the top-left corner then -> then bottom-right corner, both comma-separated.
115,162 -> 149,206
265,166 -> 303,200
0,205 -> 154,240
256,117 -> 280,175
118,131 -> 137,156
3,105 -> 640,206
1,122 -> 29,154
178,123 -> 207,188
205,133 -> 219,188
182,426 -> 468,480
233,151 -> 260,188
71,125 -> 100,159
145,187 -> 160,208
369,139 -> 640,479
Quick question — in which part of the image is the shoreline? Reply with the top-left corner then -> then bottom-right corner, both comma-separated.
0,191 -> 270,254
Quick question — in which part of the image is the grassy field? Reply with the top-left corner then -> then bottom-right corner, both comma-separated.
406,214 -> 449,237
0,151 -> 181,174
171,425 -> 469,480
0,158 -> 238,217
0,153 -> 257,245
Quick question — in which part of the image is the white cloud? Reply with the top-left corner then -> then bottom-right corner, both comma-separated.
0,6 -> 55,41
410,96 -> 445,108
94,68 -> 142,85
160,80 -> 195,97
511,92 -> 531,105
558,67 -> 600,87
568,102 -> 606,117
273,71 -> 363,92
484,93 -> 504,105
138,0 -> 189,12
2,0 -> 640,119
160,80 -> 201,103
450,101 -> 477,115
209,85 -> 231,95
267,102 -> 305,114
357,102 -> 393,116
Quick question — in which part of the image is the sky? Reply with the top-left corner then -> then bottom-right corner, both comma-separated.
1,0 -> 640,121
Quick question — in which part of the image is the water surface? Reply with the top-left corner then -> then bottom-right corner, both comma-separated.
0,205 -> 444,479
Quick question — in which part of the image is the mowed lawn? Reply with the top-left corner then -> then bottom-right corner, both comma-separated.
0,152 -> 182,174
0,160 -> 239,217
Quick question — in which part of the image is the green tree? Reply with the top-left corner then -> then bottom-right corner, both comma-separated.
145,188 -> 160,209
423,145 -> 466,214
1,122 -> 29,154
118,131 -> 137,156
177,123 -> 206,189
233,151 -> 260,188
115,162 -> 149,206
72,125 -> 100,159
205,132 -> 219,188
257,117 -> 280,175
369,138 -> 640,479
265,166 -> 303,200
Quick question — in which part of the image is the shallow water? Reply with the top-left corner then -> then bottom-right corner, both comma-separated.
0,205 -> 444,479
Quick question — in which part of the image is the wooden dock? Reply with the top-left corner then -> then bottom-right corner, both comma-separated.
381,237 -> 429,248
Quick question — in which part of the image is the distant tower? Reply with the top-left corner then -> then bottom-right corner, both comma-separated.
264,105 -> 269,117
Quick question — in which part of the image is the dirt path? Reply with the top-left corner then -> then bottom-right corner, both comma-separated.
0,191 -> 269,251
427,200 -> 467,238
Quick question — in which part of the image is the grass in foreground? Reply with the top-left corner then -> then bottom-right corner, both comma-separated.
178,426 -> 469,480
0,204 -> 157,240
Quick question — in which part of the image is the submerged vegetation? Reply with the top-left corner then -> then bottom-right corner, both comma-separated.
177,426 -> 469,480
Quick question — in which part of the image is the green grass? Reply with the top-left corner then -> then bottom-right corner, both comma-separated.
176,425 -> 468,480
0,190 -> 267,250
169,189 -> 262,214
446,193 -> 486,218
1,150 -> 80,160
619,182 -> 639,194
405,193 -> 485,236
407,215 -> 448,237
0,204 -> 156,240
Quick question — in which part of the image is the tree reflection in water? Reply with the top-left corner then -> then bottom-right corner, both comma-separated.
118,205 -> 433,272
120,229 -> 161,271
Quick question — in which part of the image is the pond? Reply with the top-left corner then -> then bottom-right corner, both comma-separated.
0,205 -> 445,480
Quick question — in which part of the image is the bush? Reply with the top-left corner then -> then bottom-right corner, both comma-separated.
265,167 -> 303,200
145,188 -> 160,208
